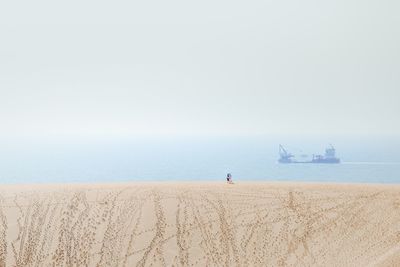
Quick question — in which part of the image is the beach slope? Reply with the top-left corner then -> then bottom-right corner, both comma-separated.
0,182 -> 399,266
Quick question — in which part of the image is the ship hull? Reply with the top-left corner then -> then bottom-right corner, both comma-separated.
278,159 -> 340,164
311,158 -> 340,164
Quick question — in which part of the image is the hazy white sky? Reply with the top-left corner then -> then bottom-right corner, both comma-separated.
1,0 -> 399,137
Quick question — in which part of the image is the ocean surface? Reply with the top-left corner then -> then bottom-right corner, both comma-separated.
0,135 -> 399,184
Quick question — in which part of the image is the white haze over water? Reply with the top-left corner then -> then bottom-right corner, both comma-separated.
1,0 -> 400,138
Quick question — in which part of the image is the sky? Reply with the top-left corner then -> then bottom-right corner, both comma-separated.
1,0 -> 399,138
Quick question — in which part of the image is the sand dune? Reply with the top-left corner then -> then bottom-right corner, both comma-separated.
0,182 -> 399,266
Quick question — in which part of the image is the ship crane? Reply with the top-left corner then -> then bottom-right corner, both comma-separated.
279,144 -> 294,163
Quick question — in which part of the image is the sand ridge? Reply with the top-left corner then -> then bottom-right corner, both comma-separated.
0,182 -> 399,266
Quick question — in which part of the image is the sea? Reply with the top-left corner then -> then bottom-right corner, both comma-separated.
0,135 -> 399,184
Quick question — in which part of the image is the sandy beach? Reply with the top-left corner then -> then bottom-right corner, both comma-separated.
0,182 -> 399,267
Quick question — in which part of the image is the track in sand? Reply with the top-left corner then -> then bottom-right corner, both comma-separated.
0,183 -> 399,266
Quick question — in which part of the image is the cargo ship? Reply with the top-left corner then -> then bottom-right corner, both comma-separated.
278,144 -> 340,164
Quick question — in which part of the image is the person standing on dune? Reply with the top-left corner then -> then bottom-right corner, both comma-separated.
226,173 -> 233,184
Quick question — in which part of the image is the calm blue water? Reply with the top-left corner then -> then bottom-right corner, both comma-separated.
0,136 -> 399,184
